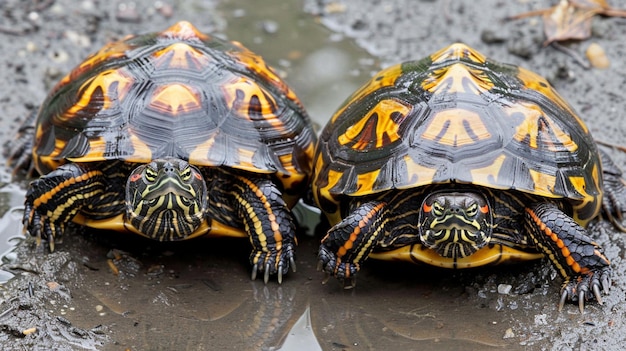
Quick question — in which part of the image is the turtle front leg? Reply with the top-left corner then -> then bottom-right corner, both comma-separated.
525,203 -> 611,312
24,163 -> 106,251
318,200 -> 388,288
226,173 -> 297,284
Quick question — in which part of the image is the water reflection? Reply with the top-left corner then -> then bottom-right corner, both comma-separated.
0,183 -> 26,284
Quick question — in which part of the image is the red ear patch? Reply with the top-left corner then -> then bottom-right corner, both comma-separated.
130,173 -> 142,182
423,203 -> 432,213
480,204 -> 489,214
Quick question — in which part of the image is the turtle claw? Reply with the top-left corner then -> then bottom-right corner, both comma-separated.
321,271 -> 330,285
290,257 -> 297,273
249,244 -> 295,284
264,263 -> 270,284
593,284 -> 603,306
602,275 -> 610,294
559,289 -> 568,312
578,290 -> 586,314
342,276 -> 357,290
277,266 -> 283,285
48,235 -> 55,252
559,267 -> 611,313
251,264 -> 259,281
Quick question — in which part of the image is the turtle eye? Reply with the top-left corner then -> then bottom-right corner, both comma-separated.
432,202 -> 445,217
466,203 -> 478,218
180,166 -> 192,182
144,167 -> 158,183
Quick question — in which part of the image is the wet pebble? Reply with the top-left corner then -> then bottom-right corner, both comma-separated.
503,328 -> 515,339
232,8 -> 246,18
497,284 -> 512,295
261,20 -> 279,34
534,314 -> 547,326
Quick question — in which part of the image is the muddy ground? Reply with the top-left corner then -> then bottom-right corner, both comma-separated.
0,0 -> 626,350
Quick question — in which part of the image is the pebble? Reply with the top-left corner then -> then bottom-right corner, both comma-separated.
497,284 -> 512,295
65,30 -> 91,48
480,30 -> 506,44
586,43 -> 609,69
534,314 -> 547,326
261,20 -> 279,34
22,327 -> 37,335
49,50 -> 69,64
503,328 -> 515,339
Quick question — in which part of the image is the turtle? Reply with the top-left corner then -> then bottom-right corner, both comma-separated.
6,21 -> 317,283
312,43 -> 626,311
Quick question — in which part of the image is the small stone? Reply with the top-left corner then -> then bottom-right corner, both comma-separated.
586,43 -> 609,69
534,314 -> 547,326
497,284 -> 512,295
49,50 -> 69,64
95,305 -> 103,312
47,281 -> 60,291
481,30 -> 506,44
261,20 -> 279,34
503,328 -> 515,339
22,327 -> 37,335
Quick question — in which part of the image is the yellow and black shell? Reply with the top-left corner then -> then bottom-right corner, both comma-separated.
33,21 -> 315,201
313,43 -> 602,227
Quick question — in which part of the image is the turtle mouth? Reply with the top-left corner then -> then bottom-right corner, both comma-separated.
420,224 -> 489,258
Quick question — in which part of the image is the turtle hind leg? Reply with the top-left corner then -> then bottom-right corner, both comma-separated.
4,110 -> 37,177
599,149 -> 626,231
525,202 -> 611,312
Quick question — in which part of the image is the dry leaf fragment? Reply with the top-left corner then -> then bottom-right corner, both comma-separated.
542,0 -> 598,44
507,0 -> 626,44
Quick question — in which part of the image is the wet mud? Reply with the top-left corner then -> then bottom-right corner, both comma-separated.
1,0 -> 626,350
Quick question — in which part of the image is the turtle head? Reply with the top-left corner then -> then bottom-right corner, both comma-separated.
418,191 -> 492,259
126,158 -> 207,241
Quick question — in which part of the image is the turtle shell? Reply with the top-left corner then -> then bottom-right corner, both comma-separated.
32,21 -> 316,193
313,43 -> 602,225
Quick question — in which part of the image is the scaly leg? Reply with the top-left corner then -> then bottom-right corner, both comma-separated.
599,149 -> 626,231
24,163 -> 110,251
318,200 -> 390,288
215,171 -> 297,284
525,202 -> 611,312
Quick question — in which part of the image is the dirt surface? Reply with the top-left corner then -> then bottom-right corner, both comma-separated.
1,0 -> 626,350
